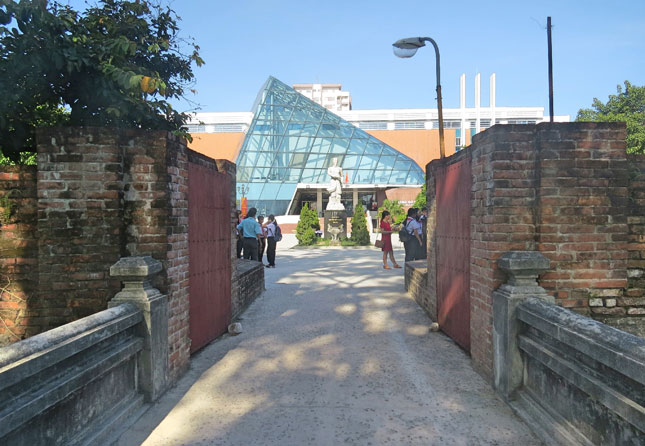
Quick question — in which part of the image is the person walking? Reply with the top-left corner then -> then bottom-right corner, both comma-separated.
236,207 -> 262,261
257,215 -> 267,265
403,208 -> 423,262
379,211 -> 401,269
264,215 -> 277,268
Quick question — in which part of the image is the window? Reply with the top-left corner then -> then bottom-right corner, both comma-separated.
507,120 -> 536,124
394,121 -> 424,129
186,124 -> 205,133
358,121 -> 387,130
214,124 -> 244,132
443,120 -> 461,129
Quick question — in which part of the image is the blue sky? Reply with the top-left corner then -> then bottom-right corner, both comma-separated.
66,0 -> 645,118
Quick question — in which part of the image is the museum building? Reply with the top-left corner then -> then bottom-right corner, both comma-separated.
187,75 -> 569,218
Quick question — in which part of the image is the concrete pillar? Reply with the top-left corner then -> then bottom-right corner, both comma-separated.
490,73 -> 497,127
493,251 -> 553,400
109,256 -> 168,402
475,73 -> 481,131
352,189 -> 358,213
316,189 -> 323,215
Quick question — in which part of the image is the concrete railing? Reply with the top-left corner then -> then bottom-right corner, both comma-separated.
493,251 -> 645,445
0,256 -> 168,445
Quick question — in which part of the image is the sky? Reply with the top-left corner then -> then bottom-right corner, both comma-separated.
65,0 -> 645,119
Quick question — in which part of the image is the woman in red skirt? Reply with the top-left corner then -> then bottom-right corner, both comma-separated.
379,211 -> 401,269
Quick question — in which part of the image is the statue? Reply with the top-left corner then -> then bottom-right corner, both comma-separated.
326,157 -> 345,210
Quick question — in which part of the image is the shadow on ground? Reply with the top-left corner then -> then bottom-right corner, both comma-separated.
117,246 -> 541,446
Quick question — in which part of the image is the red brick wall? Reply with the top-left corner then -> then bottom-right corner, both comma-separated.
426,122 -> 640,380
467,125 -> 538,378
617,155 -> 645,336
36,128 -> 124,329
213,159 -> 238,319
0,128 -> 236,383
0,167 -> 38,345
535,124 -> 629,313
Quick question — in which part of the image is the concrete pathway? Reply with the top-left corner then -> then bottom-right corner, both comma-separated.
117,241 -> 541,446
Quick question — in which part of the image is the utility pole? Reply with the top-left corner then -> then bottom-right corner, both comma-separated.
547,16 -> 554,123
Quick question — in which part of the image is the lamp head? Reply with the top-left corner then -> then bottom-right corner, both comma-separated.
392,37 -> 427,58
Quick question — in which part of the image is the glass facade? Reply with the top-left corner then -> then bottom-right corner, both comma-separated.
236,77 -> 424,216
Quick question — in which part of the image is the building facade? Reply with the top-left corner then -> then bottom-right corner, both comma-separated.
187,74 -> 569,216
292,83 -> 352,112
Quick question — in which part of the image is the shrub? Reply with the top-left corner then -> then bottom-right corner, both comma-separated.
350,203 -> 370,245
296,203 -> 318,245
378,199 -> 406,225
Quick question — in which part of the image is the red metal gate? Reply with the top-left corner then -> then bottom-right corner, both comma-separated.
435,156 -> 472,351
188,163 -> 232,353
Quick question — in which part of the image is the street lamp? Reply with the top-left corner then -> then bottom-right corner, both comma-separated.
393,37 -> 445,159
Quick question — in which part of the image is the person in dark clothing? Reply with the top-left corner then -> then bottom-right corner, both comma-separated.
264,214 -> 277,268
236,207 -> 262,261
403,208 -> 423,262
419,207 -> 428,259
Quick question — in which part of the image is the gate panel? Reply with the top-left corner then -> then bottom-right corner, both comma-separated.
188,163 -> 232,353
435,157 -> 472,351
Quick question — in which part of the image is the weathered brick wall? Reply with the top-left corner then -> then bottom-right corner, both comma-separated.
0,167 -> 38,345
426,122 -> 640,380
0,128 -> 237,383
214,159 -> 238,321
404,260 -> 431,319
233,259 -> 264,319
615,155 -> 645,336
468,125 -> 538,377
36,128 -> 124,330
536,124 -> 629,316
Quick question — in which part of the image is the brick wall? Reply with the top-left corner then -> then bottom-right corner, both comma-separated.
404,260 -> 431,318
611,155 -> 645,336
536,124 -> 630,318
468,125 -> 538,377
426,122 -> 642,380
233,259 -> 265,319
0,167 -> 38,345
214,158 -> 238,326
36,128 -> 124,330
0,128 -> 238,383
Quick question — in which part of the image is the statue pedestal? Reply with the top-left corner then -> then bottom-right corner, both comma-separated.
324,210 -> 347,242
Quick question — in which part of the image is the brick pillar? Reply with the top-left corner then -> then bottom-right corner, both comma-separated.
36,128 -> 124,330
468,125 -> 539,379
0,166 -> 38,344
214,159 -> 238,318
120,130 -> 191,381
535,123 -> 629,316
621,155 -> 645,336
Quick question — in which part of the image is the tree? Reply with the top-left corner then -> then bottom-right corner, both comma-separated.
413,181 -> 427,210
296,203 -> 318,246
378,199 -> 406,225
576,81 -> 645,154
350,203 -> 370,245
0,0 -> 204,163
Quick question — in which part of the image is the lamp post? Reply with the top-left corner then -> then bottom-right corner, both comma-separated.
393,37 -> 445,159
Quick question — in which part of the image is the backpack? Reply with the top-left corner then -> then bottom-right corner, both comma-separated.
274,222 -> 283,242
398,218 -> 412,243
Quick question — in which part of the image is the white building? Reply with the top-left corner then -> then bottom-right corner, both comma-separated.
292,83 -> 352,112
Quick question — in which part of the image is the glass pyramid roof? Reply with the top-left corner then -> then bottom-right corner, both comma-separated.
236,76 -> 424,216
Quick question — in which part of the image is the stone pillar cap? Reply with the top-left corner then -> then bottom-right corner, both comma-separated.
498,251 -> 550,273
110,256 -> 162,279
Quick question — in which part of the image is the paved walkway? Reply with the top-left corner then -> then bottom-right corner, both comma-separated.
117,241 -> 541,446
